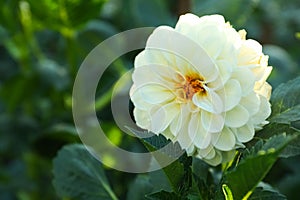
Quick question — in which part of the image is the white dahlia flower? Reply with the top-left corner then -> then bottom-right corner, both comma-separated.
130,14 -> 272,166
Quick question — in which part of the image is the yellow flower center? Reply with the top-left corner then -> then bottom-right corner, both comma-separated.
176,73 -> 206,101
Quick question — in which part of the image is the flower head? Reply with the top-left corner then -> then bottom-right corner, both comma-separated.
130,14 -> 272,166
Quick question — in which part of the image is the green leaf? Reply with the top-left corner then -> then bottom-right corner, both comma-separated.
280,134 -> 300,158
187,174 -> 209,200
222,134 -> 295,200
128,127 -> 194,198
53,144 -> 118,200
256,123 -> 296,139
27,0 -> 106,31
249,182 -> 286,200
145,190 -> 181,200
126,175 -> 154,200
148,169 -> 172,192
269,76 -> 300,125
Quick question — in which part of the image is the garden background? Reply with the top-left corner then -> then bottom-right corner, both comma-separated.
0,0 -> 300,199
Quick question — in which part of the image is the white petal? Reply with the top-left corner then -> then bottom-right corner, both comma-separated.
133,108 -> 151,130
255,81 -> 272,100
217,79 -> 242,111
232,67 -> 255,96
238,39 -> 263,65
196,24 -> 225,59
175,117 -> 193,149
203,150 -> 222,166
192,88 -> 223,114
197,145 -> 216,159
146,26 -> 218,82
236,123 -> 255,143
188,112 -> 211,149
149,103 -> 180,134
211,127 -> 236,151
240,92 -> 260,116
251,95 -> 271,125
216,60 -> 233,84
130,86 -> 152,110
132,62 -> 180,87
139,84 -> 175,104
175,13 -> 200,39
201,110 -> 224,133
198,14 -> 225,26
170,104 -> 193,149
225,105 -> 249,128
170,104 -> 186,137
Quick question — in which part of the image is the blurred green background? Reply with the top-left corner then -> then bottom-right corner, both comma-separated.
0,0 -> 299,199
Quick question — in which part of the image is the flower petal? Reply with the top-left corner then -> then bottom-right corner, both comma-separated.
130,86 -> 152,110
197,145 -> 216,159
138,83 -> 175,104
188,112 -> 211,149
201,110 -> 224,133
225,105 -> 249,128
217,79 -> 242,111
211,127 -> 236,151
240,92 -> 260,116
207,60 -> 234,91
203,150 -> 222,166
175,112 -> 193,149
149,103 -> 180,134
251,95 -> 271,126
235,123 -> 255,143
232,68 -> 255,96
133,108 -> 151,130
193,88 -> 223,114
146,26 -> 218,82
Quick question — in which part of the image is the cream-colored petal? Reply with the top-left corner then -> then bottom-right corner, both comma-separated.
239,92 -> 260,116
138,83 -> 175,104
197,145 -> 216,159
201,110 -> 224,133
146,26 -> 218,82
175,13 -> 200,40
255,82 -> 272,100
149,103 -> 180,134
175,113 -> 193,149
130,86 -> 152,110
211,127 -> 236,151
238,39 -> 263,65
203,150 -> 222,166
251,95 -> 271,125
225,105 -> 249,128
170,104 -> 186,137
133,62 -> 182,87
216,59 -> 233,84
236,123 -> 255,143
188,112 -> 211,149
217,79 -> 242,111
193,88 -> 223,114
196,24 -> 225,59
232,67 -> 255,96
133,108 -> 151,130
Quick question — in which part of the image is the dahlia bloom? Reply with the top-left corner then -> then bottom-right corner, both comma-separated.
130,14 -> 272,166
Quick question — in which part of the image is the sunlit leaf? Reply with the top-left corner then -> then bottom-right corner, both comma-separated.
222,134 -> 295,200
